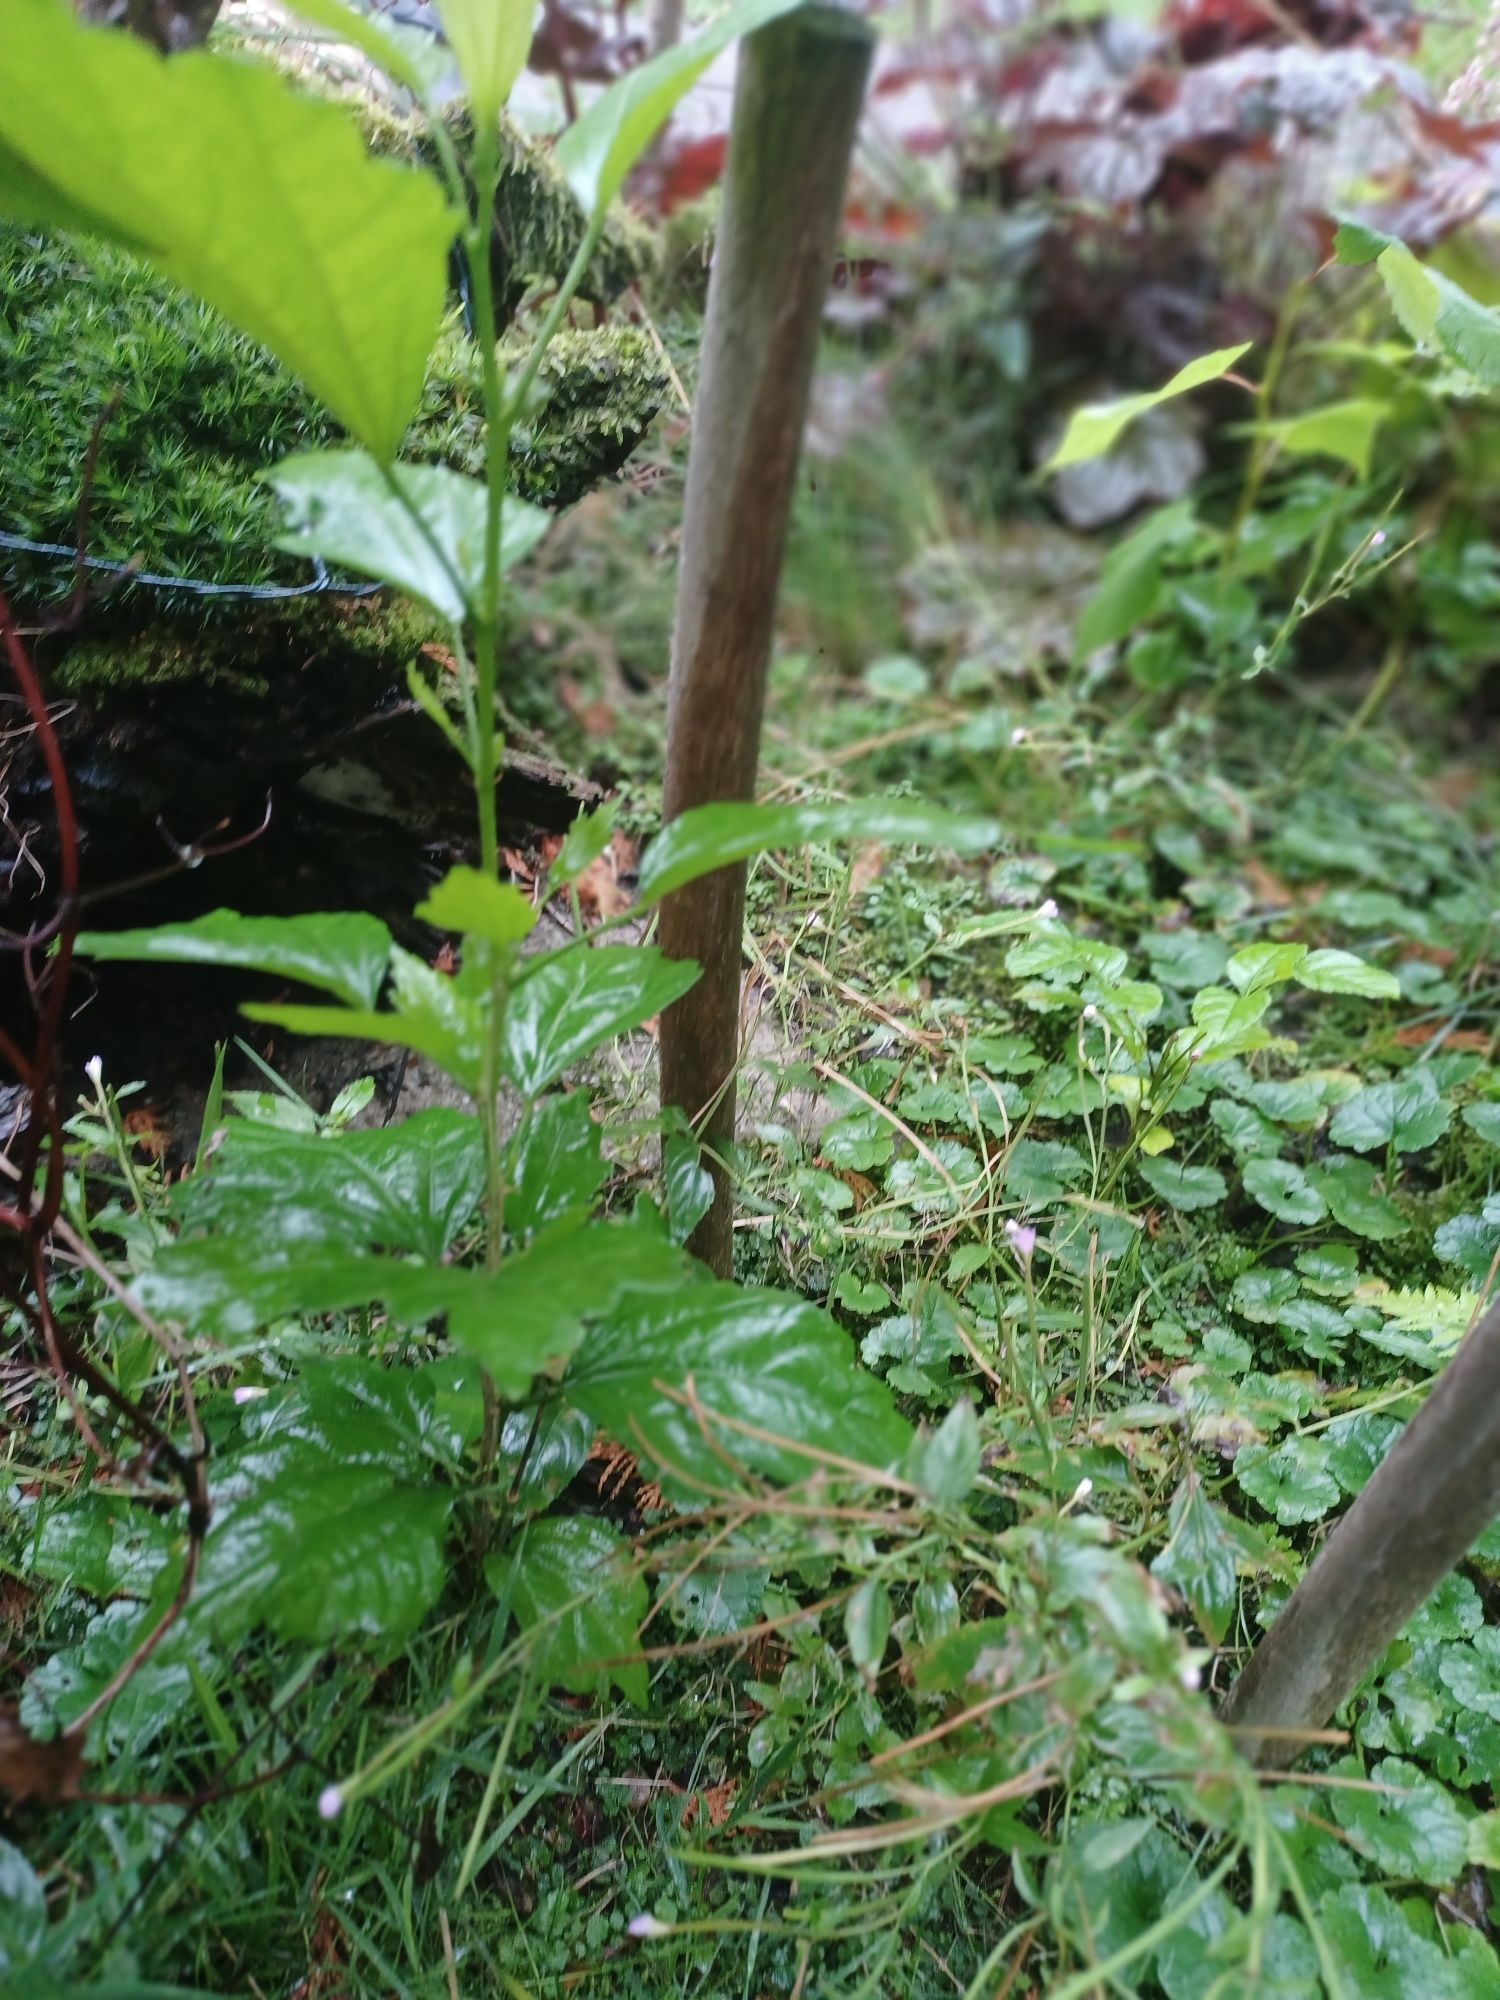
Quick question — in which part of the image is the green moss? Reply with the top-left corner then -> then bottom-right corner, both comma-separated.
54,589 -> 449,699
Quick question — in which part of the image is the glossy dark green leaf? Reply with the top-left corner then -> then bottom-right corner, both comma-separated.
255,1357 -> 485,1471
504,946 -> 700,1095
445,1218 -> 688,1395
566,1283 -> 912,1494
488,1517 -> 648,1706
505,1092 -> 606,1243
268,451 -> 552,623
1,0 -> 454,459
179,1107 -> 485,1261
194,1442 -> 454,1644
637,798 -> 999,905
495,1406 -> 594,1508
139,1217 -> 684,1398
76,909 -> 392,1009
27,1492 -> 176,1600
663,1135 -> 715,1245
245,946 -> 487,1092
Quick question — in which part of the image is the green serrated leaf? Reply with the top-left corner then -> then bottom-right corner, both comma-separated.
489,1517 -> 648,1707
504,945 -> 700,1095
1234,1436 -> 1340,1525
76,909 -> 392,1009
177,1106 -> 486,1262
267,450 -> 551,622
1329,1756 -> 1468,1886
567,1283 -> 912,1495
505,1092 -> 605,1243
1295,947 -> 1401,999
0,0 -> 455,459
417,865 -> 537,948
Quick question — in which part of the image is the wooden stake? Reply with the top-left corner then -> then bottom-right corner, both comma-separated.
1221,1294 -> 1500,1764
657,5 -> 873,1276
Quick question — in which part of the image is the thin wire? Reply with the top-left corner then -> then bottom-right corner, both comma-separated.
0,529 -> 381,602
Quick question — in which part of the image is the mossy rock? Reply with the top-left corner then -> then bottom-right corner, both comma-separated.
0,223 -> 666,691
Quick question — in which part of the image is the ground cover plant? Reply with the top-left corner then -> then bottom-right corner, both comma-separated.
3,1 -> 1500,1996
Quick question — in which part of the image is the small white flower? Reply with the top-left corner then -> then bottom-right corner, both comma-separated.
1370,529 -> 1387,549
1073,1477 -> 1093,1502
1010,727 -> 1029,746
233,1385 -> 269,1405
1082,1003 -> 1099,1020
627,1914 -> 673,1939
84,1055 -> 104,1090
317,1785 -> 344,1820
1037,898 -> 1059,920
1179,1658 -> 1203,1692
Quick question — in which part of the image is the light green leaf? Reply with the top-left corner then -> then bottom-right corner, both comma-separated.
553,801 -> 620,886
1317,1881 -> 1498,1998
1333,217 -> 1396,265
437,0 -> 535,124
1310,1156 -> 1408,1241
1074,501 -> 1196,657
1330,1074 -> 1451,1154
1376,242 -> 1500,390
567,1283 -> 912,1495
1243,1158 -> 1327,1226
505,1092 -> 606,1243
417,865 -> 537,948
1139,1159 -> 1228,1212
1265,398 -> 1389,478
907,1401 -> 982,1504
1435,1197 -> 1500,1280
1234,1437 -> 1340,1525
489,1517 -> 648,1707
1295,948 -> 1401,999
637,797 -> 998,905
76,909 -> 392,1009
1227,941 -> 1307,993
0,0 -> 455,460
267,450 -> 552,622
1186,984 -> 1274,1061
1461,1102 -> 1500,1146
1044,345 -> 1251,472
554,0 -> 810,222
504,946 -> 700,1095
1330,1756 -> 1468,1886
844,1579 -> 892,1675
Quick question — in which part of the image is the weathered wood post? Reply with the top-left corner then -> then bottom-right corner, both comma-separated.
657,3 -> 873,1277
1222,1296 -> 1500,1765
